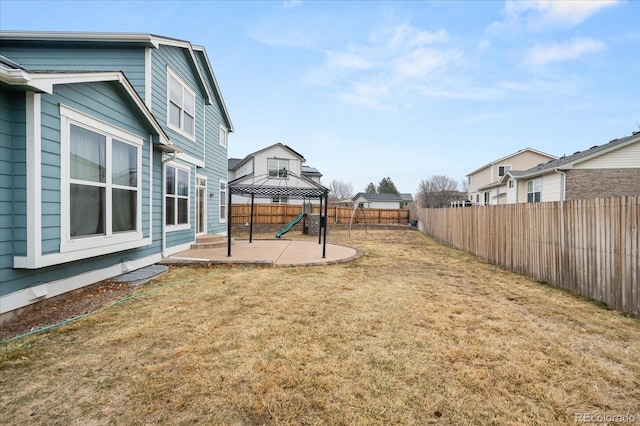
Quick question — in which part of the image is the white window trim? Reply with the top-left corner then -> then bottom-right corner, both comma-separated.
59,105 -> 144,254
165,162 -> 191,232
527,178 -> 542,203
268,158 -> 290,179
196,174 -> 207,235
498,165 -> 511,177
219,179 -> 227,223
219,124 -> 228,148
166,68 -> 196,141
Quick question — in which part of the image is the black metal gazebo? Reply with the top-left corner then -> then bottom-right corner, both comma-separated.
226,171 -> 330,258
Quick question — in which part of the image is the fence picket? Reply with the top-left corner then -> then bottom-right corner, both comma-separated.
417,196 -> 640,315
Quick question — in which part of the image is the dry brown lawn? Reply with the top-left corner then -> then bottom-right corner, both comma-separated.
1,228 -> 639,425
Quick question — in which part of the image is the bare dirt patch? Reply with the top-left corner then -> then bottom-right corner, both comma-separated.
0,280 -> 138,342
1,229 -> 639,425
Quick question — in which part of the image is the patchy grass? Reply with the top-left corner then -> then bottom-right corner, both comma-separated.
1,229 -> 639,425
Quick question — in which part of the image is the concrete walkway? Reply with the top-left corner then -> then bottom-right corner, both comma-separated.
163,239 -> 362,267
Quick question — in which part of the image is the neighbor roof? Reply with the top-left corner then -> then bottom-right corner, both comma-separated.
466,148 -> 557,177
503,131 -> 640,180
229,143 -> 306,171
352,192 -> 403,202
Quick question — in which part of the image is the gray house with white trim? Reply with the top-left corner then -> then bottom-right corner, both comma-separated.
0,31 -> 232,316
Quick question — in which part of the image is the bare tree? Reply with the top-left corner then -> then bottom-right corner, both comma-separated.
416,175 -> 460,208
328,179 -> 354,201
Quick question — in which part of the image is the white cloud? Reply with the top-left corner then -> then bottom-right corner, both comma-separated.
308,23 -> 468,107
524,37 -> 606,65
393,47 -> 462,80
488,0 -> 620,32
283,0 -> 302,10
325,51 -> 373,71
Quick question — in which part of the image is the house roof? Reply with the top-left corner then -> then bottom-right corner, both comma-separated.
302,165 -> 322,178
400,193 -> 414,202
0,63 -> 176,151
503,131 -> 640,181
0,30 -> 233,132
352,192 -> 403,202
466,148 -> 557,177
229,143 -> 306,171
228,158 -> 243,170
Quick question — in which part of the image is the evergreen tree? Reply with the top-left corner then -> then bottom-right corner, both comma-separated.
377,177 -> 400,195
365,182 -> 377,193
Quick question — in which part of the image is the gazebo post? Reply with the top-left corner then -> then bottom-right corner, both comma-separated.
322,190 -> 328,258
318,194 -> 323,245
227,186 -> 232,257
249,193 -> 255,243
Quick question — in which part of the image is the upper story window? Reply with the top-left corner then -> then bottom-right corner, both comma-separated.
508,180 -> 514,189
527,178 -> 542,203
268,158 -> 289,178
498,165 -> 511,177
167,69 -> 195,138
219,125 -> 228,148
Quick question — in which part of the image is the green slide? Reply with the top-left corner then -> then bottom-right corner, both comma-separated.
276,213 -> 306,238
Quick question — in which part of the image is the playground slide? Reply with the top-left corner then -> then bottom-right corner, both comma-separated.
276,213 -> 306,238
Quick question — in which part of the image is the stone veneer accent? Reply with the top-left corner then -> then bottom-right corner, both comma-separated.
565,168 -> 640,200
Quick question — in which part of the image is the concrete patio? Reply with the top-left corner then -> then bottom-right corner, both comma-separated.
163,239 -> 362,267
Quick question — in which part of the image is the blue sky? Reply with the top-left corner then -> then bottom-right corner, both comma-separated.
2,0 -> 639,194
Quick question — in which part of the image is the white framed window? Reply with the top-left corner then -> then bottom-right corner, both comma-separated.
272,196 -> 288,204
167,69 -> 196,139
268,158 -> 289,178
527,178 -> 541,203
498,165 -> 511,177
219,125 -> 228,148
165,164 -> 190,229
508,179 -> 514,189
219,180 -> 227,223
60,105 -> 143,254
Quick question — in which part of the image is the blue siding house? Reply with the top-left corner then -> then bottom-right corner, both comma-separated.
0,32 -> 233,316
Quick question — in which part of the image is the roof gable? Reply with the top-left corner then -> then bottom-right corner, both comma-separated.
467,148 -> 557,177
230,143 -> 306,171
506,132 -> 640,179
0,65 -> 174,150
0,30 -> 233,133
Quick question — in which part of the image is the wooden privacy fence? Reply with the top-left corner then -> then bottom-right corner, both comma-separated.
417,196 -> 639,315
231,204 -> 410,225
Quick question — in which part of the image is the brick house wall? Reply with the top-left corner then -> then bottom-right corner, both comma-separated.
565,169 -> 640,200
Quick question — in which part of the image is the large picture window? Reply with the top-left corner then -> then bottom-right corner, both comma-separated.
527,178 -> 542,203
69,125 -> 138,237
60,105 -> 143,254
268,158 -> 289,178
165,165 -> 190,227
167,70 -> 195,138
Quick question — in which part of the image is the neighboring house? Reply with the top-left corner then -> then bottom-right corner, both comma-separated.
400,193 -> 414,210
0,31 -> 232,316
352,193 -> 404,209
501,131 -> 640,203
417,190 -> 467,208
228,143 -> 323,204
467,148 -> 557,206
